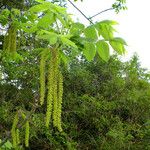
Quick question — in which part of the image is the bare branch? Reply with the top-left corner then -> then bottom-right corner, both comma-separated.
68,0 -> 94,25
88,8 -> 113,19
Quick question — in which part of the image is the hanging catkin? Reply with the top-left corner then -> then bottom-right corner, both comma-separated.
45,50 -> 55,128
52,48 -> 59,127
3,34 -> 8,51
44,47 -> 63,131
40,55 -> 47,105
6,27 -> 12,52
3,25 -> 17,53
11,113 -> 19,148
16,129 -> 20,145
10,26 -> 17,53
57,71 -> 63,132
21,112 -> 30,147
25,121 -> 29,147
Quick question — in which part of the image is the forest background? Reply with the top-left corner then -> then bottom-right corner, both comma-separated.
0,0 -> 150,150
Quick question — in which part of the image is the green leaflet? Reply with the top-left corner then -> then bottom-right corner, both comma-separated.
96,41 -> 110,62
38,34 -> 58,45
37,30 -> 58,45
84,26 -> 98,41
56,13 -> 67,27
60,36 -> 78,49
83,42 -> 96,61
0,9 -> 10,26
99,20 -> 119,25
98,23 -> 114,40
110,37 -> 127,45
49,3 -> 66,15
70,23 -> 85,35
109,37 -> 127,54
60,50 -> 69,66
95,20 -> 118,40
1,9 -> 10,17
22,23 -> 38,33
49,36 -> 58,45
11,8 -> 20,16
29,3 -> 50,13
37,12 -> 55,28
31,1 -> 66,15
35,0 -> 45,3
0,140 -> 13,149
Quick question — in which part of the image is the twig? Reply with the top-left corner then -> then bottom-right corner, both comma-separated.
88,8 -> 113,19
68,0 -> 94,25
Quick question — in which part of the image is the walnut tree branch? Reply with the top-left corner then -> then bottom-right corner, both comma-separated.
88,7 -> 113,19
68,0 -> 94,25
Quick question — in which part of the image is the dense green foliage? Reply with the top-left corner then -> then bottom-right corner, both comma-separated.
63,55 -> 150,149
1,53 -> 150,149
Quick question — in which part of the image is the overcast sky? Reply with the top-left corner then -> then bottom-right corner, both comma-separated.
67,0 -> 150,70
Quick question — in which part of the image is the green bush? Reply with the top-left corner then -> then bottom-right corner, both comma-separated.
1,54 -> 150,149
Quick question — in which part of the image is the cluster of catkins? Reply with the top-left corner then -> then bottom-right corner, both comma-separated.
40,47 -> 63,132
4,25 -> 63,148
11,112 -> 29,149
3,25 -> 30,149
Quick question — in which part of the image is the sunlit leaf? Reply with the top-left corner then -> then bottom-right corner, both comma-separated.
29,3 -> 50,12
83,42 -> 96,61
56,13 -> 67,27
84,26 -> 98,41
60,36 -> 78,49
109,38 -> 126,54
95,20 -> 118,40
60,50 -> 69,65
22,23 -> 38,33
37,12 -> 55,28
70,22 -> 85,35
97,23 -> 114,40
35,0 -> 45,3
3,140 -> 13,149
37,31 -> 58,45
96,40 -> 110,61
99,20 -> 119,25
110,37 -> 127,45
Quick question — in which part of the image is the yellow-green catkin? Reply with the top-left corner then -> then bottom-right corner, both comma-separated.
11,113 -> 19,149
16,129 -> 20,145
6,27 -> 12,52
57,71 -> 63,132
21,112 -> 30,147
52,49 -> 59,127
17,31 -> 21,49
3,34 -> 8,51
3,25 -> 17,53
25,121 -> 29,147
52,81 -> 58,127
45,48 -> 63,131
45,54 -> 54,127
40,55 -> 47,105
10,26 -> 17,53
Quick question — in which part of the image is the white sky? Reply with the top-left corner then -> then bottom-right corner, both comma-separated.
67,0 -> 150,70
